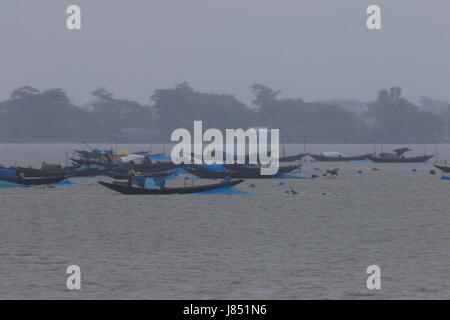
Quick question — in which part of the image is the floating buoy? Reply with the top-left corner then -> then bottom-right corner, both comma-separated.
430,170 -> 436,175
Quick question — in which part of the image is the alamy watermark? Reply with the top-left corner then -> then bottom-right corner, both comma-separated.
64,4 -> 382,31
170,121 -> 280,175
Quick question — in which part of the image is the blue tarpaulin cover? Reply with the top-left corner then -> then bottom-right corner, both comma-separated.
0,169 -> 15,179
132,176 -> 166,189
204,164 -> 228,172
191,185 -> 253,195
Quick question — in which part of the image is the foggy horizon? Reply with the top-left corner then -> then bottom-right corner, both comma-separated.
1,0 -> 450,106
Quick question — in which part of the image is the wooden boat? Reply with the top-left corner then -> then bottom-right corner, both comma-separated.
433,165 -> 450,173
184,164 -> 300,179
0,175 -> 68,186
14,165 -> 105,178
98,179 -> 244,195
223,163 -> 300,172
185,152 -> 307,164
369,148 -> 434,163
70,158 -> 178,172
309,152 -> 373,162
106,171 -> 172,180
279,153 -> 308,162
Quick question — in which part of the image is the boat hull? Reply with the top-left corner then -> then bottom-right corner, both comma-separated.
0,175 -> 68,186
309,154 -> 373,162
15,166 -> 105,178
98,179 -> 244,195
370,155 -> 434,163
106,171 -> 172,180
434,165 -> 450,173
185,164 -> 300,179
279,153 -> 308,162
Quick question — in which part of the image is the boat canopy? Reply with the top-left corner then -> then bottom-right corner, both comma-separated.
320,151 -> 345,158
121,154 -> 145,163
131,176 -> 166,189
204,164 -> 228,172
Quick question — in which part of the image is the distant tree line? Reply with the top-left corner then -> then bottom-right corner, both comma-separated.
0,83 -> 447,143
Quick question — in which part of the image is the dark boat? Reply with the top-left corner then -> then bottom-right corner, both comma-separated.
70,158 -> 178,172
98,179 -> 244,195
370,154 -> 434,163
185,152 -> 306,164
106,171 -> 172,180
14,164 -> 105,178
0,175 -> 68,186
185,164 -> 300,179
309,152 -> 373,162
223,163 -> 300,172
433,165 -> 450,173
369,148 -> 434,163
279,153 -> 308,162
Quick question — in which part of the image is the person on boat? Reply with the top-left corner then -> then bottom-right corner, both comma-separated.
143,156 -> 152,166
127,169 -> 137,187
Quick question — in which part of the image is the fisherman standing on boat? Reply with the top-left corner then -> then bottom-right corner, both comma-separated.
127,169 -> 137,187
143,156 -> 152,166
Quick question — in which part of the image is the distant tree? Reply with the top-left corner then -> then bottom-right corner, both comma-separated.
10,86 -> 40,100
91,87 -> 114,102
250,83 -> 369,142
152,82 -> 256,137
0,86 -> 89,140
367,87 -> 445,142
88,87 -> 155,140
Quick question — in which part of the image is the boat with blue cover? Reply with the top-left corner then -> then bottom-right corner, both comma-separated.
98,176 -> 244,195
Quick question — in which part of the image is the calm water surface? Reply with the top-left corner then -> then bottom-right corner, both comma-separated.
0,143 -> 449,299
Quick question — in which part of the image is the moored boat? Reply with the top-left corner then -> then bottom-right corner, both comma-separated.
14,164 -> 106,177
369,148 -> 434,163
0,174 -> 68,186
98,178 -> 244,195
106,171 -> 172,180
184,164 -> 301,179
433,164 -> 450,173
309,152 -> 373,162
279,153 -> 308,162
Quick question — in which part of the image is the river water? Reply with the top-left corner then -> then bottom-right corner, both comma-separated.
0,143 -> 449,299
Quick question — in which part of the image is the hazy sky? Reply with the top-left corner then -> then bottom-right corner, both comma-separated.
1,0 -> 449,106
